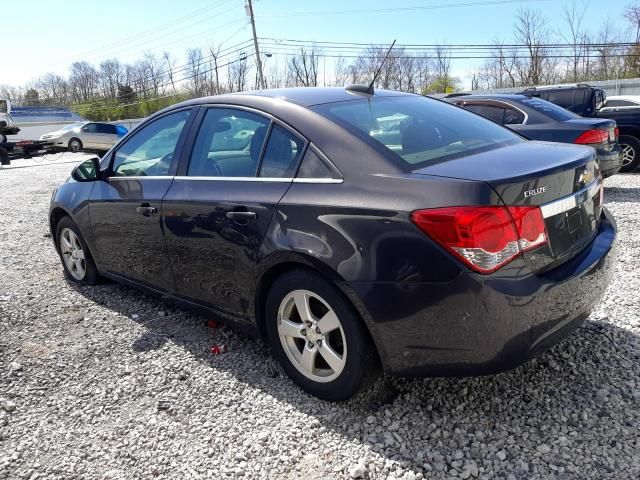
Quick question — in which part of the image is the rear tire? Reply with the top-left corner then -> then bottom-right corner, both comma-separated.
265,269 -> 379,401
56,216 -> 99,285
618,135 -> 640,173
0,133 -> 7,144
68,138 -> 83,153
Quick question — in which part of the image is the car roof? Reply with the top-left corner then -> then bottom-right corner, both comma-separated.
173,87 -> 415,109
450,93 -> 530,102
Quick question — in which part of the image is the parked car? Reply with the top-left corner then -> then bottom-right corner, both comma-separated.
519,84 -> 640,172
49,88 -> 616,400
600,95 -> 640,111
40,122 -> 127,153
0,99 -> 20,143
447,94 -> 623,177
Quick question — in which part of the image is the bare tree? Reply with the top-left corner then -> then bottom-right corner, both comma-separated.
286,46 -> 321,87
69,61 -> 99,102
186,48 -> 206,96
514,8 -> 550,85
625,4 -> 640,43
163,51 -> 177,93
561,2 -> 589,82
99,59 -> 123,99
228,53 -> 249,92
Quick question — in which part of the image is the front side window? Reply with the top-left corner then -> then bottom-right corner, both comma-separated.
112,110 -> 190,177
313,96 -> 521,170
187,108 -> 270,177
258,125 -> 305,178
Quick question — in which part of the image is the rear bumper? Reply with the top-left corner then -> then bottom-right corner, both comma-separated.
347,208 -> 617,376
597,146 -> 623,177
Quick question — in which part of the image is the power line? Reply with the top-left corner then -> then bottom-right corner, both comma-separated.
45,1 -> 232,68
256,0 -> 550,17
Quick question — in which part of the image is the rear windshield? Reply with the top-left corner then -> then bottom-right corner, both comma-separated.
312,95 -> 522,170
518,97 -> 579,121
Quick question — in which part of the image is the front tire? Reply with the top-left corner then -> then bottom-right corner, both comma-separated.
265,269 -> 378,401
618,135 -> 640,172
68,138 -> 83,153
56,216 -> 99,285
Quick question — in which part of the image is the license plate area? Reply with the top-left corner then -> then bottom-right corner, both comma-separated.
541,181 -> 601,257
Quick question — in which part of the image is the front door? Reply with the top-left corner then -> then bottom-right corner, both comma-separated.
162,107 -> 306,319
89,109 -> 193,291
80,123 -> 102,149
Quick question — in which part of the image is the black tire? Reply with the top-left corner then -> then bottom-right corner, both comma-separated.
265,269 -> 379,401
0,133 -> 7,144
68,138 -> 83,153
0,148 -> 8,165
618,135 -> 640,173
56,216 -> 100,285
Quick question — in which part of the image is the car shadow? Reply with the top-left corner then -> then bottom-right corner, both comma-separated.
71,281 -> 640,477
605,185 -> 640,202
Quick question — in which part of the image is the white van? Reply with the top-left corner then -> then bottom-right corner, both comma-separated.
0,99 -> 20,143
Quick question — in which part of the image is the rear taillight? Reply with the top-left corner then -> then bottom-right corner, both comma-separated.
410,206 -> 548,273
575,129 -> 609,145
614,127 -> 619,141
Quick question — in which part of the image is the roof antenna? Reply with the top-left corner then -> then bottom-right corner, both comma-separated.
345,39 -> 396,95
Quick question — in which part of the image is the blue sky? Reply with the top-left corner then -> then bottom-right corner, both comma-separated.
2,0 -> 633,88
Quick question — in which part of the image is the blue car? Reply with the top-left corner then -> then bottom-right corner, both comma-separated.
448,94 -> 623,178
49,88 -> 616,400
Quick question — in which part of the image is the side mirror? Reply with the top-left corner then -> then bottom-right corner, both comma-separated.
71,157 -> 102,182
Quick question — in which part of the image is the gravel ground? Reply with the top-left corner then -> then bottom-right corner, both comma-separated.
1,162 -> 639,480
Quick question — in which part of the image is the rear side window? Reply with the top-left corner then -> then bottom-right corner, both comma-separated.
297,149 -> 338,179
519,98 -> 578,121
313,96 -> 521,170
464,104 -> 504,123
258,124 -> 305,178
96,123 -> 116,134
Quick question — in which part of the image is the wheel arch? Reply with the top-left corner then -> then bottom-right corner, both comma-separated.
49,206 -> 72,251
252,254 -> 386,369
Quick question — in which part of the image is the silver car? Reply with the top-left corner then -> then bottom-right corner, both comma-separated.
40,122 -> 127,152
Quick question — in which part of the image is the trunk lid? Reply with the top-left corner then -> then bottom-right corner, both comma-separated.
413,141 -> 603,271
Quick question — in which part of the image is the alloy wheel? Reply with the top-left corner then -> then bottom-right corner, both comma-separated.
277,289 -> 347,383
69,140 -> 81,152
59,227 -> 86,280
621,144 -> 635,166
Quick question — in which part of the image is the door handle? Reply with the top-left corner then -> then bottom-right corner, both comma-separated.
136,204 -> 158,216
226,211 -> 257,220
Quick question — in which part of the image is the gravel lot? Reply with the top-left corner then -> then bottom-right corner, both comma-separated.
1,161 -> 639,480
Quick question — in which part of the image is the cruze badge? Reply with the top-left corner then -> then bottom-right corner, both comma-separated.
524,187 -> 546,198
578,169 -> 594,185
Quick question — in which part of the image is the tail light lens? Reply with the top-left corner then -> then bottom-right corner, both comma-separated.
575,129 -> 609,145
614,127 -> 619,141
410,206 -> 548,273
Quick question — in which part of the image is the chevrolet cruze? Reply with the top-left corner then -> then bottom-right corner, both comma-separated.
49,88 -> 616,400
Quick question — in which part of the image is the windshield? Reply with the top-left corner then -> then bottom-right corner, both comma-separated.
518,97 -> 579,121
61,123 -> 85,132
312,95 -> 522,170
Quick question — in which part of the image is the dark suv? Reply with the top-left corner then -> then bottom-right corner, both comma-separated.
520,84 -> 640,172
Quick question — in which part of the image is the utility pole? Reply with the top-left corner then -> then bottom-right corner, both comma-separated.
246,0 -> 265,89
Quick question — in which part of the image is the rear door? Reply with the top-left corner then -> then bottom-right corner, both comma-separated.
89,109 -> 194,291
163,106 -> 306,319
96,123 -> 118,149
